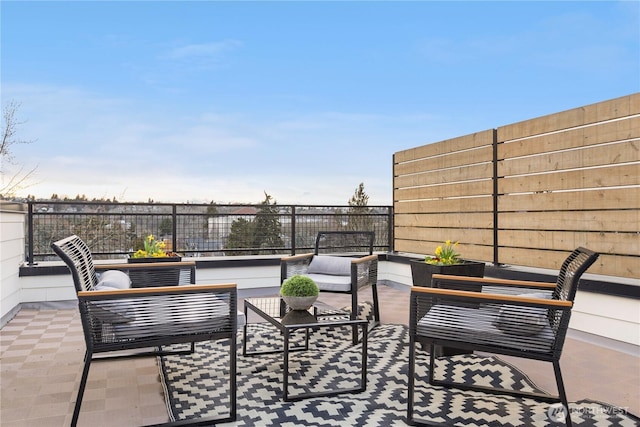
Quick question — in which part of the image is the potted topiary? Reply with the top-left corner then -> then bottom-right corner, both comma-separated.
280,275 -> 319,310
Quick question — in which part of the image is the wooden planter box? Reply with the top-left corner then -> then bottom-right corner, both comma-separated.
410,259 -> 485,291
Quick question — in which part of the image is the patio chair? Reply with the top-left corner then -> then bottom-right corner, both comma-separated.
407,247 -> 599,427
51,235 -> 237,427
280,231 -> 380,344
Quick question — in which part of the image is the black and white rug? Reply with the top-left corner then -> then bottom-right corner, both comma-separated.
159,323 -> 638,426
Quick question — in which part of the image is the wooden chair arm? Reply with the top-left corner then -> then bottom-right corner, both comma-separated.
411,286 -> 571,307
78,282 -> 236,299
280,253 -> 314,262
352,254 -> 378,264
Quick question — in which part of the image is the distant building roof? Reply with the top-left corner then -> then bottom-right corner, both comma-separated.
231,207 -> 259,215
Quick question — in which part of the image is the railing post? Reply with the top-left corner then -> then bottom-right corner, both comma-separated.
27,202 -> 35,265
290,206 -> 296,256
388,206 -> 394,253
172,204 -> 178,253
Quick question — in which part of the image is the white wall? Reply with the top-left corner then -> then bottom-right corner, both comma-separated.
18,269 -> 77,304
0,202 -> 27,325
195,264 -> 281,292
572,292 -> 640,347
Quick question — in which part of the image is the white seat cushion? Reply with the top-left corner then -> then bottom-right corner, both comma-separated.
306,273 -> 352,292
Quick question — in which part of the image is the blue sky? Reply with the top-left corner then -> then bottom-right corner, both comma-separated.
2,1 -> 638,205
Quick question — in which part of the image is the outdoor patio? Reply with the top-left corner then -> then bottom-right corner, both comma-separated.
0,93 -> 637,425
1,284 -> 638,426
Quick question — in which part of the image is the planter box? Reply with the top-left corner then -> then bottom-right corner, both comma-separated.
410,259 -> 485,291
126,256 -> 182,287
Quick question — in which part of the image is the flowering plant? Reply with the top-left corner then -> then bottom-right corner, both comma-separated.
132,235 -> 171,258
424,240 -> 461,265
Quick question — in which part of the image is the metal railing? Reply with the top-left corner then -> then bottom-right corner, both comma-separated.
26,201 -> 393,263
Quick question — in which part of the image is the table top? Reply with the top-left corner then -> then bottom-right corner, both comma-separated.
244,296 -> 366,330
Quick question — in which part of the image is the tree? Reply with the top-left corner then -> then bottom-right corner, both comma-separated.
206,200 -> 219,217
224,192 -> 284,255
225,218 -> 255,255
159,218 -> 173,237
253,192 -> 284,254
204,200 -> 219,239
1,100 -> 37,199
347,182 -> 373,231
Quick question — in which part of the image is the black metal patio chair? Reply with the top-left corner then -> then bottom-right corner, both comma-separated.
51,235 -> 237,427
280,231 -> 380,344
407,247 -> 599,427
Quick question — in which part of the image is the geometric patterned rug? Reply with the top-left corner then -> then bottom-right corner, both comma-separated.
159,322 -> 639,426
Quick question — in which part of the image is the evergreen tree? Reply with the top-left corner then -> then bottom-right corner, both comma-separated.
225,218 -> 255,255
347,182 -> 373,231
159,218 -> 173,237
253,192 -> 284,254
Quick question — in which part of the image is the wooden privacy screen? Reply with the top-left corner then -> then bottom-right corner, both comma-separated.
394,93 -> 640,279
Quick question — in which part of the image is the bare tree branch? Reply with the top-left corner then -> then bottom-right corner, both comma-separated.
1,100 -> 38,199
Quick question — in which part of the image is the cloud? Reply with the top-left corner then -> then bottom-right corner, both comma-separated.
161,39 -> 243,61
4,82 -> 416,205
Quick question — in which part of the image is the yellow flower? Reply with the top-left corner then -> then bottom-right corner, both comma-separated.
425,240 -> 461,265
132,234 -> 171,258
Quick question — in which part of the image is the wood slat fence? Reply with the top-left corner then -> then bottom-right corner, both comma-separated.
394,93 -> 639,279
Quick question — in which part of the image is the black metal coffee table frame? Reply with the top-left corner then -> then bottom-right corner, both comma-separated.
242,297 -> 368,401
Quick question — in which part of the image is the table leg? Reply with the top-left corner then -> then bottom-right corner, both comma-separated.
283,328 -> 290,401
360,322 -> 368,392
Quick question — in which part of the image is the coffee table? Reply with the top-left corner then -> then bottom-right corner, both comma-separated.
242,296 -> 368,401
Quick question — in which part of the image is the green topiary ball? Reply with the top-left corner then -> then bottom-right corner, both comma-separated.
280,275 -> 319,297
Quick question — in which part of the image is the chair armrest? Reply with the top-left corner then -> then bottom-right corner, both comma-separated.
78,282 -> 235,298
352,254 -> 378,289
280,253 -> 314,263
280,253 -> 314,282
411,286 -> 571,307
351,254 -> 377,264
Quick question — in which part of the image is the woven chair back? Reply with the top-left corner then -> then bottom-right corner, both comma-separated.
51,235 -> 98,293
552,247 -> 600,303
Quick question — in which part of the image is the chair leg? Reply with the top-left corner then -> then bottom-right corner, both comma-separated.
553,360 -> 572,427
229,335 -> 237,421
371,283 -> 381,323
71,351 -> 92,427
351,292 -> 359,345
428,343 -> 437,385
407,337 -> 417,425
